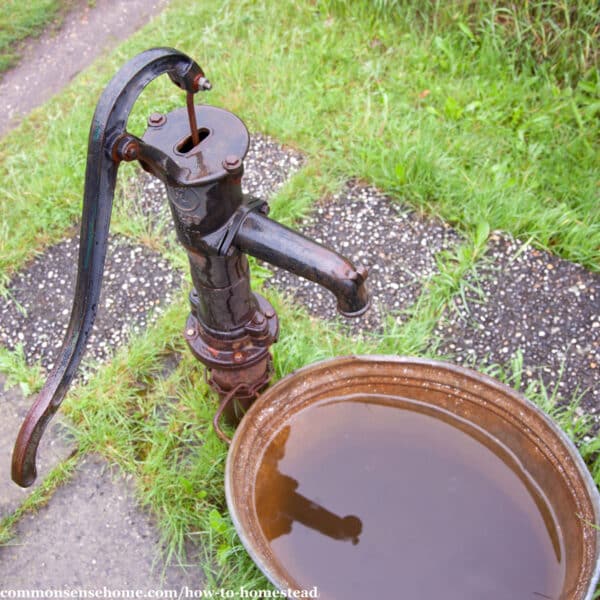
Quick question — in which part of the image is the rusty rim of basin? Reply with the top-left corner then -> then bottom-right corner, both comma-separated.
225,355 -> 600,599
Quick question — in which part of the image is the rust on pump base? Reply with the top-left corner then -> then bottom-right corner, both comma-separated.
11,48 -> 370,488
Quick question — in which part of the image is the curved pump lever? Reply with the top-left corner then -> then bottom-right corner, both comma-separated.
12,48 -> 207,487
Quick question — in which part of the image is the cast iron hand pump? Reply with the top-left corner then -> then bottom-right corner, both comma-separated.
12,48 -> 370,488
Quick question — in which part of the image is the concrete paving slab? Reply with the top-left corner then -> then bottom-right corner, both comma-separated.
434,233 -> 600,419
267,180 -> 461,333
0,235 -> 182,371
0,376 -> 76,519
0,454 -> 204,589
0,0 -> 171,137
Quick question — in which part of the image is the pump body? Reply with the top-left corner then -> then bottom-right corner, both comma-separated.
12,48 -> 370,488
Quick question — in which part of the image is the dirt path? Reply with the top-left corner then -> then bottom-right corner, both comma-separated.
0,0 -> 170,138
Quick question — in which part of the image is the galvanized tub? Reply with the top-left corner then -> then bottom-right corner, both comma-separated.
225,355 -> 600,599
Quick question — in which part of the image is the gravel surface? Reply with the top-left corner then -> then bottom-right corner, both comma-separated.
0,454 -> 204,588
434,233 -> 600,419
266,180 -> 461,334
242,134 -> 305,198
0,0 -> 170,136
0,234 -> 182,371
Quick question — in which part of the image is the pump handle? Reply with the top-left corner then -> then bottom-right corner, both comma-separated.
12,48 -> 207,487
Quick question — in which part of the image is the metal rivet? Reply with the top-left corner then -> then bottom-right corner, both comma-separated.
148,112 -> 166,127
223,154 -> 241,171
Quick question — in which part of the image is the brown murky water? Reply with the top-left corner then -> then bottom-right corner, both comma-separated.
254,394 -> 565,600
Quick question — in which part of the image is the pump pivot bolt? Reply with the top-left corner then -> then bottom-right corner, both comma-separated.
148,112 -> 166,127
196,76 -> 212,91
114,137 -> 139,162
223,154 -> 242,172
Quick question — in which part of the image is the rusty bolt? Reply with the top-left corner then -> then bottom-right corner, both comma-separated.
350,266 -> 369,282
223,154 -> 242,172
121,140 -> 138,161
148,112 -> 166,127
233,351 -> 244,363
357,266 -> 369,281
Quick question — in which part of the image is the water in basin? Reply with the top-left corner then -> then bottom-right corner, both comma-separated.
254,394 -> 564,600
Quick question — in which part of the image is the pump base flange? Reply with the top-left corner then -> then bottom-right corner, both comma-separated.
184,292 -> 278,422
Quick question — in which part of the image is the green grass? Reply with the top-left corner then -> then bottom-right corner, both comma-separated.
0,0 -> 79,73
0,344 -> 44,397
0,0 -> 599,593
327,0 -> 599,85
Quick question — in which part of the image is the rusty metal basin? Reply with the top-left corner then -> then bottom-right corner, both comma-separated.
225,356 -> 600,599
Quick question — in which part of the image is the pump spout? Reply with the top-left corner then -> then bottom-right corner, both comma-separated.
234,211 -> 370,318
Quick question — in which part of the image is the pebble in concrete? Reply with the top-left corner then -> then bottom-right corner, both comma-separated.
0,376 -> 76,519
0,454 -> 204,590
242,134 -> 305,199
434,233 -> 600,419
267,180 -> 461,333
0,234 -> 182,371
